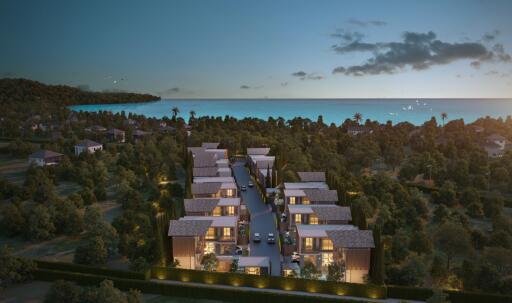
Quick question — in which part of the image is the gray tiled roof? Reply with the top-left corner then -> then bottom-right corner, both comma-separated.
303,189 -> 338,202
188,147 -> 206,155
193,152 -> 218,168
191,182 -> 222,195
168,219 -> 212,236
202,142 -> 220,149
193,167 -> 219,177
184,198 -> 220,213
255,159 -> 274,169
247,148 -> 270,155
29,150 -> 63,159
313,205 -> 351,221
326,230 -> 375,248
297,172 -> 326,182
76,139 -> 102,148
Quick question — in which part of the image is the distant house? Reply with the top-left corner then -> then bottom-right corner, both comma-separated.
168,216 -> 238,271
191,182 -> 237,199
132,130 -> 152,142
107,128 -> 125,143
295,224 -> 374,283
85,125 -> 107,132
193,166 -> 232,177
247,154 -> 275,186
158,125 -> 176,133
28,150 -> 64,166
347,125 -> 372,136
75,139 -> 103,156
246,147 -> 271,156
483,134 -> 511,158
283,188 -> 338,208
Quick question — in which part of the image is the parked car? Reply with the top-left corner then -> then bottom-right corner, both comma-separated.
267,233 -> 275,244
241,185 -> 247,191
281,213 -> 287,222
253,232 -> 261,243
291,252 -> 300,263
235,246 -> 243,255
248,181 -> 254,187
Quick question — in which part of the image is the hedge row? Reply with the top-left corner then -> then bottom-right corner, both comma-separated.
387,285 -> 512,303
34,269 -> 373,303
34,260 -> 149,280
151,267 -> 386,299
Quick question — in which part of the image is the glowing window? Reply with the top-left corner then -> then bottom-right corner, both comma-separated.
294,214 -> 302,224
322,239 -> 333,250
204,242 -> 215,254
227,206 -> 235,216
305,238 -> 313,250
245,267 -> 260,275
302,198 -> 310,205
226,189 -> 234,197
289,196 -> 296,205
223,227 -> 231,237
212,207 -> 221,216
309,215 -> 318,225
206,228 -> 215,240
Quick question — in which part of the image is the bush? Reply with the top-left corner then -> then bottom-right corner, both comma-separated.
35,260 -> 148,280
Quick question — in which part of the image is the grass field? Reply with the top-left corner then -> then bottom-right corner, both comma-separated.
0,154 -> 29,185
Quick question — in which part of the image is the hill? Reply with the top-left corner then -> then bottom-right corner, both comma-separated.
0,78 -> 160,106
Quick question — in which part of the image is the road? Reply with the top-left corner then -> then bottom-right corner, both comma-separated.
232,161 -> 281,276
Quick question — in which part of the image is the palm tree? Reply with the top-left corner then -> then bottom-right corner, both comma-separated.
171,107 -> 180,119
353,112 -> 362,125
189,110 -> 196,119
441,112 -> 447,127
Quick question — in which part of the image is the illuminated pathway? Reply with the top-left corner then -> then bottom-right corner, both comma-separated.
232,161 -> 282,276
150,279 -> 425,303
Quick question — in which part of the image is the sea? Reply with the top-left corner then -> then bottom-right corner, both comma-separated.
69,99 -> 512,126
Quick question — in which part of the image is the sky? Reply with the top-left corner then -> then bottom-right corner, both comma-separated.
1,0 -> 512,98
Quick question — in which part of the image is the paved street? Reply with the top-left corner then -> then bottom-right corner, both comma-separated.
232,161 -> 281,276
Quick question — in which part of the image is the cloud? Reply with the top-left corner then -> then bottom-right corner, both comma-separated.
162,87 -> 181,94
482,30 -> 500,42
331,29 -> 364,42
348,18 -> 387,27
291,71 -> 324,80
331,31 -> 511,76
240,85 -> 263,89
280,82 -> 288,87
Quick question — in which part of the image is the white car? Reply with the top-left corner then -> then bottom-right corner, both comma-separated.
267,233 -> 275,244
253,232 -> 261,243
248,182 -> 254,187
291,252 -> 300,263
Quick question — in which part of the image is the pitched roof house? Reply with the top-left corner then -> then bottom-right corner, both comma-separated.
28,150 -> 64,166
74,139 -> 102,155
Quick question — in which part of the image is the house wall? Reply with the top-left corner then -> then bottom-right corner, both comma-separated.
345,248 -> 371,283
172,237 -> 197,270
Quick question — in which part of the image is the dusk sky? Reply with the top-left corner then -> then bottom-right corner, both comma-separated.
1,0 -> 511,98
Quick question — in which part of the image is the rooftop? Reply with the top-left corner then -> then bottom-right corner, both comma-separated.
168,219 -> 212,236
284,182 -> 329,190
29,150 -> 64,159
184,198 -> 220,213
296,224 -> 357,238
247,147 -> 271,156
202,142 -> 220,149
237,256 -> 270,268
297,172 -> 326,182
288,205 -> 351,221
182,216 -> 237,227
191,182 -> 222,195
75,139 -> 102,148
326,230 -> 375,248
194,176 -> 235,183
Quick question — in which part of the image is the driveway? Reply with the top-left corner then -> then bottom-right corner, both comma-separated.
232,161 -> 281,276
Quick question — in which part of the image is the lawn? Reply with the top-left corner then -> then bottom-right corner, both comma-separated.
0,154 -> 29,185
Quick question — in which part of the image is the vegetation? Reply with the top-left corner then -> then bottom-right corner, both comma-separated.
44,279 -> 143,303
0,245 -> 36,289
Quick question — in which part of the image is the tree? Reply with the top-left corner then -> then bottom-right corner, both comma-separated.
189,110 -> 196,120
434,223 -> 472,270
44,280 -> 82,303
301,261 -> 320,279
426,289 -> 451,303
74,236 -> 108,265
171,107 -> 180,119
0,245 -> 36,288
26,205 -> 56,241
201,253 -> 218,271
265,164 -> 271,188
440,113 -> 448,127
370,226 -> 385,285
129,256 -> 150,273
0,202 -> 25,236
327,261 -> 345,281
353,112 -> 363,124
84,204 -> 103,227
230,258 -> 239,273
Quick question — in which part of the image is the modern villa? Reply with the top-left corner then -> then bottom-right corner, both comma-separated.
184,198 -> 241,217
286,204 -> 351,229
247,147 -> 274,186
295,224 -> 374,283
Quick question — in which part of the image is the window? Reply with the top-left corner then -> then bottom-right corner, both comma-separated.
302,198 -> 310,205
245,267 -> 260,275
305,237 -> 313,250
289,196 -> 296,205
294,214 -> 302,224
223,227 -> 231,237
204,242 -> 215,254
227,206 -> 235,216
322,239 -> 333,250
206,228 -> 215,240
309,215 -> 318,225
226,189 -> 234,197
212,207 -> 221,216
321,252 -> 333,267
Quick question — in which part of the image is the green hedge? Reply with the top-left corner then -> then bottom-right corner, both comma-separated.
34,260 -> 149,280
151,267 -> 386,299
387,285 -> 512,303
34,269 -> 373,303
